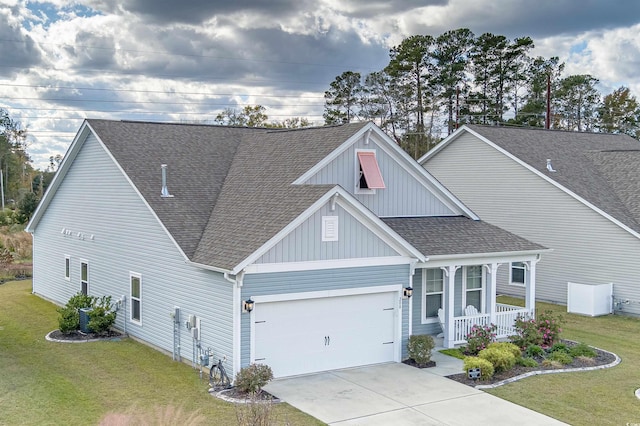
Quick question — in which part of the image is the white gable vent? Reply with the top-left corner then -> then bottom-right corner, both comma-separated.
161,164 -> 174,198
322,216 -> 338,242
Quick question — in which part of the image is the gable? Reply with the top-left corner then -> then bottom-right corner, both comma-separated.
254,201 -> 402,265
297,125 -> 471,218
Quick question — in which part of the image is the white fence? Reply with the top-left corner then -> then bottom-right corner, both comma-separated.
450,303 -> 531,345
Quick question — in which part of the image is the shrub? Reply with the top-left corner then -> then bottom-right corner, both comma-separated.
478,345 -> 516,372
88,296 -> 117,334
547,351 -> 573,365
525,344 -> 545,358
510,310 -> 563,349
569,343 -> 597,358
463,323 -> 497,355
549,342 -> 570,354
541,359 -> 562,368
67,292 -> 95,310
463,357 -> 494,380
489,342 -> 522,359
516,357 -> 539,368
234,364 -> 274,395
57,306 -> 80,334
537,310 -> 563,347
407,334 -> 435,365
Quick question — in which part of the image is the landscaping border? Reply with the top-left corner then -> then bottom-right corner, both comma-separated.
474,342 -> 621,390
45,329 -> 125,343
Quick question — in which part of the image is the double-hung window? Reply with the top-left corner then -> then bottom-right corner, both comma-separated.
80,261 -> 89,295
465,265 -> 483,311
423,268 -> 444,322
510,262 -> 526,286
130,273 -> 142,324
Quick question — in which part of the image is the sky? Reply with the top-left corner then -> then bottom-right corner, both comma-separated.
2,0 -> 640,170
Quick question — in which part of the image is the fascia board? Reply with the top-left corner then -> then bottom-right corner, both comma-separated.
232,185 -> 426,274
419,248 -> 551,268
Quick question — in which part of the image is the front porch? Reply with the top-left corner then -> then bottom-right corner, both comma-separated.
446,302 -> 531,346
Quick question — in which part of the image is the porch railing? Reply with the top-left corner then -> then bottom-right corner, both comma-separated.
450,303 -> 531,345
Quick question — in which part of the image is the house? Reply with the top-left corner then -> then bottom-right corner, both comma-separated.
27,120 -> 546,378
420,125 -> 640,317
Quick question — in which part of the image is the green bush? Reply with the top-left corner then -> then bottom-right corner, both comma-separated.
547,351 -> 573,365
489,342 -> 522,359
478,345 -> 516,372
234,364 -> 274,394
525,344 -> 545,358
88,296 -> 116,334
67,292 -> 95,310
569,343 -> 597,358
516,357 -> 539,368
549,342 -> 570,354
510,310 -> 564,349
57,306 -> 80,334
407,334 -> 435,365
463,356 -> 494,380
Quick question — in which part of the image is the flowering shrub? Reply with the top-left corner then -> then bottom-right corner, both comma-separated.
510,310 -> 563,349
463,324 -> 497,356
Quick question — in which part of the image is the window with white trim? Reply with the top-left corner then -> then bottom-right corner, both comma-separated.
65,255 -> 70,280
464,265 -> 484,312
322,216 -> 339,242
80,260 -> 89,295
423,268 -> 444,322
510,262 -> 526,286
130,273 -> 142,324
355,149 -> 385,194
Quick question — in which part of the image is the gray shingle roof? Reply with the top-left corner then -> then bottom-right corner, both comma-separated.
86,119 -> 368,270
467,125 -> 640,234
383,216 -> 546,256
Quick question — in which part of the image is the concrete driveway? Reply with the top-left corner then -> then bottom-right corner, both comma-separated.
264,361 -> 566,425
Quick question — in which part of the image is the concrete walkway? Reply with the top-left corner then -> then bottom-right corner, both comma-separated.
265,355 -> 566,425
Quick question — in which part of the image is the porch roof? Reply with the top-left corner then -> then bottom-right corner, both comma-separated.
382,216 -> 546,257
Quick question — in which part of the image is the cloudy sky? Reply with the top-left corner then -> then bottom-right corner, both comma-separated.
2,0 -> 640,170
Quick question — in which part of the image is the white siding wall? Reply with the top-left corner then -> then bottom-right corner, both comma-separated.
305,135 -> 455,217
425,133 -> 640,315
31,133 -> 235,362
256,202 -> 399,264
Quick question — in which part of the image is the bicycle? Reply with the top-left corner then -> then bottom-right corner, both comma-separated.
209,356 -> 231,389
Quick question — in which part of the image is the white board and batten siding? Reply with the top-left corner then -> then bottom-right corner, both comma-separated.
425,132 -> 640,316
304,136 -> 456,217
31,132 -> 235,362
240,264 -> 410,377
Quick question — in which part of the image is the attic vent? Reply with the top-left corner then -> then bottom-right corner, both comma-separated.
546,159 -> 557,173
161,164 -> 174,198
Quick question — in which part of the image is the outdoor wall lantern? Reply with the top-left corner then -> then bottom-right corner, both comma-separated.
403,287 -> 413,298
243,298 -> 255,313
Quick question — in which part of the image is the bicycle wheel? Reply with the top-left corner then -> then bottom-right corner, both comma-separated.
209,365 -> 221,388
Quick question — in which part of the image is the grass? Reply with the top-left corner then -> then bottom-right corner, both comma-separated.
439,348 -> 465,359
0,280 -> 323,426
488,296 -> 640,425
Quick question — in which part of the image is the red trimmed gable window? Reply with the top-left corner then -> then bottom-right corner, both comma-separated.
357,151 -> 385,190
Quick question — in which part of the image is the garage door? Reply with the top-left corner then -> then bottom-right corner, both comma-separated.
253,291 -> 398,377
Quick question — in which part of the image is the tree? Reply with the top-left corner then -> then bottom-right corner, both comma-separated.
553,75 -> 600,131
15,192 -> 39,224
0,108 -> 34,207
323,71 -> 362,125
266,117 -> 312,128
512,56 -> 564,127
597,86 -> 640,138
213,105 -> 268,127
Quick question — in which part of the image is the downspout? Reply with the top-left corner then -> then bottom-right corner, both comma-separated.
408,261 -> 417,337
224,271 -> 245,381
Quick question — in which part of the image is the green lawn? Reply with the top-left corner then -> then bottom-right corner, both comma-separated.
0,280 -> 323,426
489,296 -> 640,425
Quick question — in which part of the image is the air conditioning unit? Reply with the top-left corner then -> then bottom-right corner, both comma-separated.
79,308 -> 93,333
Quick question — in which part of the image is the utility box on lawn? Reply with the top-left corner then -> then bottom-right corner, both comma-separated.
567,282 -> 613,317
79,308 -> 93,333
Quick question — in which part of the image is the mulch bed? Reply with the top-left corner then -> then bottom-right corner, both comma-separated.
48,329 -> 126,341
402,359 -> 437,369
209,386 -> 280,404
445,341 -> 617,387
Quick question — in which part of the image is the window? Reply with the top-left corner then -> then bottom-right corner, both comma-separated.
130,273 -> 142,324
65,255 -> 70,280
510,262 -> 526,286
356,150 -> 385,193
422,268 -> 443,322
80,261 -> 89,295
322,216 -> 339,242
464,265 -> 483,312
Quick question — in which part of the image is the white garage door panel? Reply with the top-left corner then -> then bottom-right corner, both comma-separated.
254,291 -> 398,377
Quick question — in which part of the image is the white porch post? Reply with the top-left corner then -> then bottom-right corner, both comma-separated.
442,265 -> 458,349
525,257 -> 539,315
484,263 -> 499,325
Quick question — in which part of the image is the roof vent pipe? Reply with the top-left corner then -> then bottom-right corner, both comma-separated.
546,159 -> 557,173
161,164 -> 174,198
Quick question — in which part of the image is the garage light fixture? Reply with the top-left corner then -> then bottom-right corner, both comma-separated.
243,298 -> 254,313
403,287 -> 413,298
